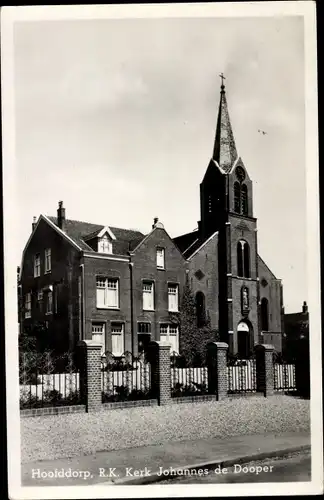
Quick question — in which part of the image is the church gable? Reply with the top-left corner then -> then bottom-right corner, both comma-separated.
187,231 -> 219,331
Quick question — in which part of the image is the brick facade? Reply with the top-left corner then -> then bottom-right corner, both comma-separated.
78,340 -> 102,411
207,342 -> 228,400
255,344 -> 275,396
148,341 -> 171,405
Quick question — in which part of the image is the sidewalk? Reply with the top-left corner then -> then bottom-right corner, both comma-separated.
21,432 -> 310,487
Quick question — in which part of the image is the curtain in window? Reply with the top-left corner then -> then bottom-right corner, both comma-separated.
168,285 -> 179,311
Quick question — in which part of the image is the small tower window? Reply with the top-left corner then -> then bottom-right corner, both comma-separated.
241,184 -> 248,215
237,240 -> 250,278
234,182 -> 240,213
261,298 -> 269,331
233,180 -> 248,216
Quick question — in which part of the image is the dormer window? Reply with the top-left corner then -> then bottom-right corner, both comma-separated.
98,234 -> 112,254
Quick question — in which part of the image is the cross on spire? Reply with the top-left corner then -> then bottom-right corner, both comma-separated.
219,72 -> 226,91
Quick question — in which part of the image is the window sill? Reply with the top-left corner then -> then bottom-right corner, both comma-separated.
168,310 -> 179,313
143,309 -> 155,312
157,267 -> 165,271
44,270 -> 51,275
45,312 -> 52,316
97,307 -> 120,310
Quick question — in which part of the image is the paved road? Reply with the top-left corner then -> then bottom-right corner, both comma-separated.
158,451 -> 311,484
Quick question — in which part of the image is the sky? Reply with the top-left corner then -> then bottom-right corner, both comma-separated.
13,15 -> 306,313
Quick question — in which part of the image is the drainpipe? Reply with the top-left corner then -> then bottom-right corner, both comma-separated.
129,261 -> 135,355
79,263 -> 85,340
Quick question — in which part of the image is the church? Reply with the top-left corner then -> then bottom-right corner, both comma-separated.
19,80 -> 284,357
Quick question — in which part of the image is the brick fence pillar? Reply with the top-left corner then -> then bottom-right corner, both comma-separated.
148,341 -> 171,405
207,342 -> 228,401
77,340 -> 102,412
255,344 -> 275,397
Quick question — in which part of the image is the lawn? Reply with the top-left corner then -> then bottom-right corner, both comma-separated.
21,395 -> 310,464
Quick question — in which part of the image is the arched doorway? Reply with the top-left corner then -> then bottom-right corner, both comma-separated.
237,321 -> 250,359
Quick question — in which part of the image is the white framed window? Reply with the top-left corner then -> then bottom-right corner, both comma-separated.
34,254 -> 40,277
168,284 -> 179,312
96,277 -> 119,309
160,324 -> 179,353
98,234 -> 112,254
137,322 -> 151,334
25,293 -> 31,318
92,323 -> 106,355
111,323 -> 124,356
46,291 -> 53,314
156,248 -> 165,269
45,248 -> 51,273
142,281 -> 154,310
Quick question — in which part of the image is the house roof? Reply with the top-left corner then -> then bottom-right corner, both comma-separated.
46,216 -> 145,254
173,230 -> 217,260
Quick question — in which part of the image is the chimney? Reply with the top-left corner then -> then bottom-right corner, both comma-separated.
57,200 -> 66,231
32,216 -> 37,232
152,217 -> 159,229
302,301 -> 308,314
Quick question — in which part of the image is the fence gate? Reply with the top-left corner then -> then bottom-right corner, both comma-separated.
170,351 -> 208,398
227,353 -> 257,395
273,361 -> 297,393
101,351 -> 151,403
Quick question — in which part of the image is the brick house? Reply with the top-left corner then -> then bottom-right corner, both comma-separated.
19,81 -> 284,357
283,301 -> 309,361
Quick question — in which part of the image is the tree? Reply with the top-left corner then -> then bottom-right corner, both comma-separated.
179,282 -> 219,365
179,282 -> 199,363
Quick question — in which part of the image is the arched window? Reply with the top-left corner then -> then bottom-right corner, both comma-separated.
241,184 -> 248,215
261,298 -> 269,331
237,242 -> 243,277
243,242 -> 250,278
234,182 -> 240,213
196,292 -> 206,328
237,240 -> 250,278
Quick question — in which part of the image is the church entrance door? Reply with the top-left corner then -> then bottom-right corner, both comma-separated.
237,321 -> 250,359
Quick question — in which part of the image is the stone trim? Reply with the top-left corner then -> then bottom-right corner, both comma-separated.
170,395 -> 217,405
20,405 -> 86,418
102,399 -> 158,411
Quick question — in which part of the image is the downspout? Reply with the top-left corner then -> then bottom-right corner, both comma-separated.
79,263 -> 85,340
129,261 -> 135,355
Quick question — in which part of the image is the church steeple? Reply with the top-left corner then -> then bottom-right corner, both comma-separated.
212,74 -> 238,173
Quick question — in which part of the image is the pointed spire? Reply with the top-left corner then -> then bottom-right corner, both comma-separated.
212,75 -> 238,173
